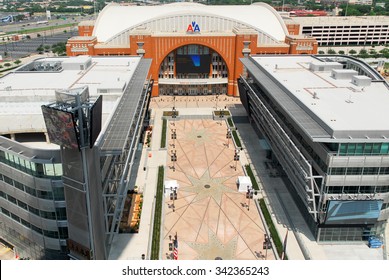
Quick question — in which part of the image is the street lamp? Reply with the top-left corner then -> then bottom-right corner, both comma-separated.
233,149 -> 240,171
215,93 -> 219,110
226,128 -> 231,148
170,186 -> 177,212
171,129 -> 176,148
263,234 -> 272,260
246,187 -> 253,211
171,150 -> 177,172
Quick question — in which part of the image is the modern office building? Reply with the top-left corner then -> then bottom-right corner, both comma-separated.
239,55 -> 389,242
285,16 -> 389,46
66,2 -> 317,96
0,56 -> 152,259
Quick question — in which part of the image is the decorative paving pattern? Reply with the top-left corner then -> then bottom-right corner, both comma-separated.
162,119 -> 274,260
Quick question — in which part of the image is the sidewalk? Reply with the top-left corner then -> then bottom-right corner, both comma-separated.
108,109 -> 167,260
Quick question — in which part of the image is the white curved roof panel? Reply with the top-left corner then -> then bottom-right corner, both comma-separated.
93,3 -> 287,43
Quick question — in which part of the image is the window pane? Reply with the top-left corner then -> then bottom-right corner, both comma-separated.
381,143 -> 389,154
372,143 -> 381,155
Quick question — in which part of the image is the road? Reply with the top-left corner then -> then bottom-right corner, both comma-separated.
0,30 -> 78,60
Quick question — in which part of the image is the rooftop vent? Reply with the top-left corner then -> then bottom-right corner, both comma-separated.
352,75 -> 372,87
309,61 -> 342,72
331,69 -> 358,80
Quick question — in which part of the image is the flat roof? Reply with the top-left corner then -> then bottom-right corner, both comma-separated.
247,55 -> 389,140
291,16 -> 389,26
0,56 -> 142,135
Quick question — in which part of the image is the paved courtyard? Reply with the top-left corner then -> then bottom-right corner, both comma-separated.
161,118 -> 274,260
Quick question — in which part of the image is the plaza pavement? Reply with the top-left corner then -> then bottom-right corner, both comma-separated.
161,118 -> 273,260
109,95 -> 387,261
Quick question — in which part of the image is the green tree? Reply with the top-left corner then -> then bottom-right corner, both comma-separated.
338,50 -> 345,55
14,60 -> 22,65
327,48 -> 336,54
318,50 -> 325,54
349,49 -> 357,55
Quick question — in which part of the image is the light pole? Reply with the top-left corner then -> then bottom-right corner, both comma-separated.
226,128 -> 231,148
234,149 -> 240,171
171,128 -> 176,148
263,233 -> 272,260
171,149 -> 177,172
215,93 -> 219,110
246,187 -> 253,211
170,186 -> 177,212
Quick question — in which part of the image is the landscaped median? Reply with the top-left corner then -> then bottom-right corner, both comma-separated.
151,166 -> 164,260
160,119 -> 167,149
258,198 -> 287,260
245,164 -> 259,191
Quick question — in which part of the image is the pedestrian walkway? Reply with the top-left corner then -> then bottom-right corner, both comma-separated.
161,118 -> 274,260
109,96 -> 386,260
108,109 -> 167,260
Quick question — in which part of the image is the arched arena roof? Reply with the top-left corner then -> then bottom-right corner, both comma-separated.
93,2 -> 288,44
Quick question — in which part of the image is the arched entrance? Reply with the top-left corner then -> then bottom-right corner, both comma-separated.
158,44 -> 229,96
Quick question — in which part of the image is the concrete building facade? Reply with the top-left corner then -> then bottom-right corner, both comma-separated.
239,55 -> 389,242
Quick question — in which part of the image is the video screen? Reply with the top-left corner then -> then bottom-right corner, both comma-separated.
90,95 -> 103,148
325,200 -> 383,225
41,105 -> 79,149
176,54 -> 211,74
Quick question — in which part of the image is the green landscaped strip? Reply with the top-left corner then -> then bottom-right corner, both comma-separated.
214,110 -> 230,116
227,117 -> 234,128
231,130 -> 241,148
151,166 -> 164,260
162,111 -> 179,117
160,118 -> 167,149
259,198 -> 287,260
245,164 -> 259,191
12,23 -> 77,35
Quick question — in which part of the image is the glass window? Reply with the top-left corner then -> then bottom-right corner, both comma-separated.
380,143 -> 389,154
14,181 -> 24,191
372,143 -> 381,154
28,205 -> 40,216
1,207 -> 10,216
43,230 -> 58,239
17,200 -> 28,210
56,208 -> 67,220
40,210 -> 56,220
58,227 -> 68,239
37,190 -> 53,200
343,186 -> 358,193
31,224 -> 42,234
44,164 -> 55,176
364,143 -> 373,154
10,213 -> 20,222
21,218 -> 31,228
363,167 -> 379,175
380,167 -> 389,174
0,190 -> 6,199
3,175 -> 13,186
53,187 -> 65,201
54,164 -> 63,177
7,194 -> 17,204
355,144 -> 364,155
347,144 -> 356,155
25,186 -> 36,196
346,167 -> 362,175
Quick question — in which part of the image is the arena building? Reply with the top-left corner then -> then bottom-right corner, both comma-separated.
239,55 -> 389,242
66,2 -> 318,97
0,55 -> 152,259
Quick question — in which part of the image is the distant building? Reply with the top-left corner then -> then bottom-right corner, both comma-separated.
285,16 -> 389,46
239,55 -> 389,242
